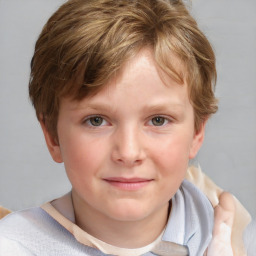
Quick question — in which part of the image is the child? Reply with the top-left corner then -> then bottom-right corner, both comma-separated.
0,0 -> 248,255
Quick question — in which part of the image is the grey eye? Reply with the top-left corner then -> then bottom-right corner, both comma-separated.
151,117 -> 166,126
89,116 -> 104,126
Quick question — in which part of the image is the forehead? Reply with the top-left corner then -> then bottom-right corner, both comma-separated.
64,46 -> 188,101
60,49 -> 191,113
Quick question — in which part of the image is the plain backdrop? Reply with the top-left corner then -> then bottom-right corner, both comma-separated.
0,0 -> 256,217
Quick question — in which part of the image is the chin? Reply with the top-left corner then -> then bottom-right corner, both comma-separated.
106,202 -> 153,222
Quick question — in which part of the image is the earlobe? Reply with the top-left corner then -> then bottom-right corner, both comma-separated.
189,122 -> 206,159
39,119 -> 63,163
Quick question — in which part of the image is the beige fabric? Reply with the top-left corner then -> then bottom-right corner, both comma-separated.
186,166 -> 252,256
0,206 -> 11,219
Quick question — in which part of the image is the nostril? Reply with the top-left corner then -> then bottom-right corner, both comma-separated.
111,130 -> 146,166
114,157 -> 143,167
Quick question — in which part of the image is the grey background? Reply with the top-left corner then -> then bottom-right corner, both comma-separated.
0,0 -> 255,217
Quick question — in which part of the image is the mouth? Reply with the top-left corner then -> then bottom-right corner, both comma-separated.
103,177 -> 153,191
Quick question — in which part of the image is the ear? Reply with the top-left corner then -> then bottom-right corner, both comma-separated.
39,118 -> 63,163
189,121 -> 206,159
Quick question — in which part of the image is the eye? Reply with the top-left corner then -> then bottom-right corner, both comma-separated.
85,116 -> 107,127
150,116 -> 168,126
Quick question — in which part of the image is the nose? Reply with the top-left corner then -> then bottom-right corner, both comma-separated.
111,125 -> 146,167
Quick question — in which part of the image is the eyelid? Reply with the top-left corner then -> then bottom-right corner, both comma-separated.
82,114 -> 110,127
147,115 -> 173,126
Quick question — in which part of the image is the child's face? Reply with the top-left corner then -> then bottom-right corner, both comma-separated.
43,49 -> 205,224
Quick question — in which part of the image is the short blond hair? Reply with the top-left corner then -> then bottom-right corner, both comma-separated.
29,0 -> 218,137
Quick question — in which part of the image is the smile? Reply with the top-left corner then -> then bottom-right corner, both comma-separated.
103,177 -> 153,191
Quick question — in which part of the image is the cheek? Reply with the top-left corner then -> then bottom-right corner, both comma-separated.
150,134 -> 192,185
59,135 -> 105,180
152,134 -> 192,165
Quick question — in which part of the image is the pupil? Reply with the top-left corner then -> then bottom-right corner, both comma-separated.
152,117 -> 164,126
90,117 -> 103,126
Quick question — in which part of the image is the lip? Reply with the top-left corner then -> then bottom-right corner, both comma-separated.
103,177 -> 153,191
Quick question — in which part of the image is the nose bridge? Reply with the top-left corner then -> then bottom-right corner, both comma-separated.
112,122 -> 145,165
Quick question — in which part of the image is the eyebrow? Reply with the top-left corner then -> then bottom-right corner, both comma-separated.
68,99 -> 186,116
69,102 -> 116,113
143,102 -> 185,111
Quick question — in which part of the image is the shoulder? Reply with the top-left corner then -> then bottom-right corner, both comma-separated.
0,208 -> 48,255
0,207 -> 63,254
0,235 -> 35,256
0,207 -> 60,236
0,208 -> 59,254
0,207 -> 45,231
0,207 -> 105,256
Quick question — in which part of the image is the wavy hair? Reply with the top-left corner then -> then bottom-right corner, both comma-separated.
29,0 -> 218,137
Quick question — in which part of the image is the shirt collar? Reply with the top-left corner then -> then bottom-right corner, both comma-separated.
162,188 -> 185,245
160,180 -> 214,256
41,179 -> 213,256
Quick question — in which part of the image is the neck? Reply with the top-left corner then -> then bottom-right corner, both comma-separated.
72,192 -> 169,248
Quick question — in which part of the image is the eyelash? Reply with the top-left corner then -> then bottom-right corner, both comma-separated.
148,116 -> 172,127
83,115 -> 109,127
82,115 -> 172,128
